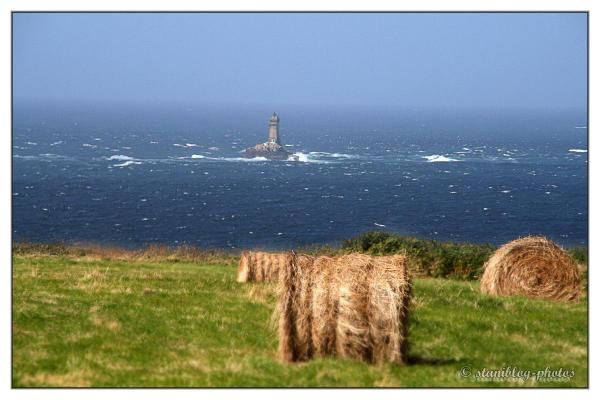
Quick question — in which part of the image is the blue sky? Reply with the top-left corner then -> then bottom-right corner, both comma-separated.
13,13 -> 587,110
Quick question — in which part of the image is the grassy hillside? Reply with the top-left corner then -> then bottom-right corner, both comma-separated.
12,250 -> 587,387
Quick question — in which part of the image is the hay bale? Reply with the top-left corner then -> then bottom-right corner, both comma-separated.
278,252 -> 411,364
480,236 -> 581,302
311,256 -> 338,357
335,256 -> 372,361
278,253 -> 315,362
236,251 -> 252,283
236,251 -> 288,283
256,252 -> 267,281
274,253 -> 289,281
367,257 -> 411,363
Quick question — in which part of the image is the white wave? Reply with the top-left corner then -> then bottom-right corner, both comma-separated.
208,146 -> 220,151
50,141 -> 63,146
575,126 -> 587,129
331,152 -> 358,159
569,149 -> 588,153
186,143 -> 198,147
189,154 -> 267,162
39,153 -> 69,159
229,156 -> 267,162
293,152 -> 309,162
308,151 -> 358,159
113,160 -> 142,167
289,152 -> 328,163
107,155 -> 136,161
374,222 -> 386,227
422,154 -> 462,162
14,153 -> 73,161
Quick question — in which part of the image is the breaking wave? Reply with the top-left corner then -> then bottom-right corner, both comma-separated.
308,151 -> 359,159
189,154 -> 268,162
113,160 -> 143,167
422,154 -> 462,163
289,152 -> 330,164
106,155 -> 137,161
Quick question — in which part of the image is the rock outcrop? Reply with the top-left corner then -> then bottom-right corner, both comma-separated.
243,141 -> 291,160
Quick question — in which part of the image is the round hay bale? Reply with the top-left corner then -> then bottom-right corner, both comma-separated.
294,254 -> 317,361
255,252 -> 266,282
277,252 -> 297,362
480,236 -> 581,302
277,252 -> 315,362
367,255 -> 411,364
277,252 -> 411,364
238,251 -> 288,283
236,251 -> 250,282
311,256 -> 338,356
265,253 -> 276,281
335,255 -> 372,362
269,253 -> 287,281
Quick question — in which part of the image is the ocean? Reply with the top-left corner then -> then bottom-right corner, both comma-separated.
12,101 -> 588,249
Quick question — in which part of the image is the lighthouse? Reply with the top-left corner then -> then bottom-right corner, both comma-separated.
242,112 -> 291,160
268,112 -> 280,144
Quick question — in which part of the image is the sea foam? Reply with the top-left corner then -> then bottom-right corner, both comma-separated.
422,154 -> 462,162
113,161 -> 142,167
107,155 -> 136,161
189,154 -> 267,162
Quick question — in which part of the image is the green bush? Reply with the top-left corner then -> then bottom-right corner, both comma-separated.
569,247 -> 588,265
342,231 -> 494,280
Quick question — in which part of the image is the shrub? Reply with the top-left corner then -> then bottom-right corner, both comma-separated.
342,231 -> 495,280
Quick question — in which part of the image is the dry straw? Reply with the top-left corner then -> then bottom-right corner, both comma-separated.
236,251 -> 289,283
277,252 -> 411,364
480,236 -> 581,302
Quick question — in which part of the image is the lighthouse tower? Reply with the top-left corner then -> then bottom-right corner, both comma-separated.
268,112 -> 280,144
242,112 -> 291,160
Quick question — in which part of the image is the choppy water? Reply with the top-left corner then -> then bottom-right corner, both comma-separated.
12,102 -> 588,248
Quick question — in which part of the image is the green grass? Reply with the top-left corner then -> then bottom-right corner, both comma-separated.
12,254 -> 587,387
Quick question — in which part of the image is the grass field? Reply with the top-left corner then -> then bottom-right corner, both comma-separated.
12,251 -> 588,387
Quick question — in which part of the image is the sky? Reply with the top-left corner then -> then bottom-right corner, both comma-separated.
13,13 -> 587,110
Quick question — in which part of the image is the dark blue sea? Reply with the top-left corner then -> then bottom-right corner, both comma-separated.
12,101 -> 588,249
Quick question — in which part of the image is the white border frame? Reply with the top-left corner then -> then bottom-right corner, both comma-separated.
1,1 -> 595,399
